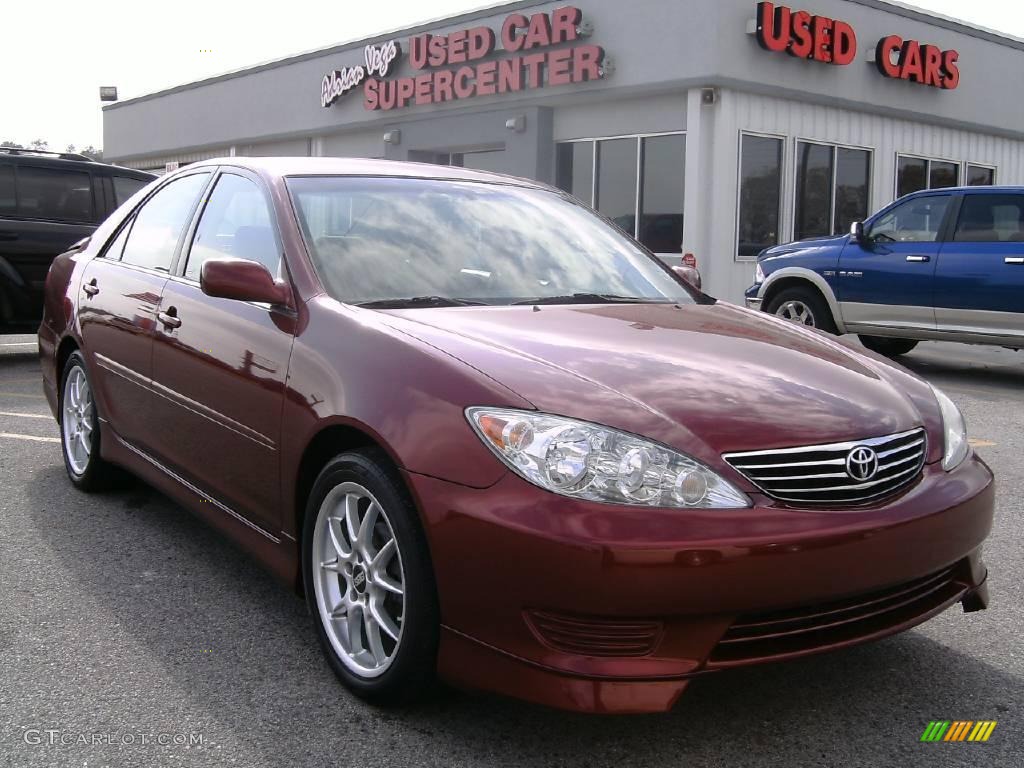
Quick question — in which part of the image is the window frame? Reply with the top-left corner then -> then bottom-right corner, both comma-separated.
792,138 -> 874,240
735,130 -> 787,262
964,162 -> 997,187
173,166 -> 289,292
98,167 -> 215,277
554,130 -> 686,251
894,152 -> 963,198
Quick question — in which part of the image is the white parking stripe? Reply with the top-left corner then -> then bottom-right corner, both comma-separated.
0,411 -> 50,419
0,342 -> 36,347
0,432 -> 60,443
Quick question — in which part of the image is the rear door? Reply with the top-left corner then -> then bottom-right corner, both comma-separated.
148,169 -> 294,532
0,161 -> 96,331
836,192 -> 953,334
77,171 -> 212,450
935,191 -> 1024,342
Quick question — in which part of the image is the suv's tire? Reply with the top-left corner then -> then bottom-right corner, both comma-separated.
302,449 -> 439,706
765,286 -> 838,334
59,351 -> 118,491
858,336 -> 919,357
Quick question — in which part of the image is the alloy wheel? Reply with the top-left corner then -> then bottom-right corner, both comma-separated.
62,366 -> 94,476
312,482 -> 406,678
775,300 -> 816,327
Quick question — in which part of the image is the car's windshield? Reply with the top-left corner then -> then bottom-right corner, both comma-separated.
286,176 -> 697,307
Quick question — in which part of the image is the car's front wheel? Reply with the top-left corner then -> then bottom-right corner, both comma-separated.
858,336 -> 919,357
302,449 -> 439,705
59,351 -> 117,490
765,286 -> 838,334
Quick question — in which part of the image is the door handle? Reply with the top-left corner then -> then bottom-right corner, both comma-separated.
905,255 -> 930,263
1005,257 -> 1024,265
82,278 -> 99,296
158,308 -> 181,329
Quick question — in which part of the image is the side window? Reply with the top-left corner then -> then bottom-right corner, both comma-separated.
113,176 -> 149,205
869,195 -> 951,243
0,165 -> 15,214
954,195 -> 1024,243
103,218 -> 134,260
16,166 -> 93,222
185,173 -> 279,281
120,173 -> 210,271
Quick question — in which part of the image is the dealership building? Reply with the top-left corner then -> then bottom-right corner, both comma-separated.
103,0 -> 1024,300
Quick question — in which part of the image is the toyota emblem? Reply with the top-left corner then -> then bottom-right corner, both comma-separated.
846,446 -> 879,481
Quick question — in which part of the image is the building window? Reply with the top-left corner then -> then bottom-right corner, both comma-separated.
737,133 -> 783,259
794,141 -> 871,240
556,133 -> 685,253
896,154 -> 960,198
966,164 -> 996,186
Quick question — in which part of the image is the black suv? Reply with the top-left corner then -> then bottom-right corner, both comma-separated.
0,149 -> 154,333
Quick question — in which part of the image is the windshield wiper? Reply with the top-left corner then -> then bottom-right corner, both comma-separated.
512,292 -> 668,306
355,295 -> 487,309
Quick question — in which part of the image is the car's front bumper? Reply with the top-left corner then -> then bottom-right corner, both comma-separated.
744,282 -> 764,311
405,455 -> 994,713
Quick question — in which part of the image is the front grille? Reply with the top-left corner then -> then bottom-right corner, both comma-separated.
723,428 -> 926,505
708,565 -> 964,666
525,610 -> 663,657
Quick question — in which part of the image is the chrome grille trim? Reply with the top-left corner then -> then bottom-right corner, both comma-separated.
723,428 -> 927,506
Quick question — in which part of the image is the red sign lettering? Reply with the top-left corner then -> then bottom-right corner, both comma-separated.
756,2 -> 856,65
875,34 -> 959,89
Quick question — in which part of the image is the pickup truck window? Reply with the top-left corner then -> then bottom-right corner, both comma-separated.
870,195 -> 950,243
953,194 -> 1024,242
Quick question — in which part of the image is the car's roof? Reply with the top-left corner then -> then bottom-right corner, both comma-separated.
188,156 -> 545,189
0,150 -> 154,178
909,185 -> 1024,195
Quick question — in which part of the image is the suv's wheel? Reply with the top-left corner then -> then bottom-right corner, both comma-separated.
302,449 -> 439,705
59,351 -> 117,490
765,286 -> 838,334
858,336 -> 919,357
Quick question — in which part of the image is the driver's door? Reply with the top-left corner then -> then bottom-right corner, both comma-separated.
837,192 -> 954,334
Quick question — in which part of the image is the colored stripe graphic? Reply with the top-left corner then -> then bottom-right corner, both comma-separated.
921,721 -> 996,742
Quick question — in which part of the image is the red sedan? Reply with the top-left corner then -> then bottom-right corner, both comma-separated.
38,158 -> 993,714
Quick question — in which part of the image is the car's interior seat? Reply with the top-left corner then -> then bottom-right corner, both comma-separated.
954,206 -> 1000,242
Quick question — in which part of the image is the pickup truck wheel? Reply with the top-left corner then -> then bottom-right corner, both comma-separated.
858,336 -> 919,357
765,287 -> 837,334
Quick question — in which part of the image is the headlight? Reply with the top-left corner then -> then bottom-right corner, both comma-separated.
466,407 -> 751,508
754,261 -> 765,284
930,384 -> 969,471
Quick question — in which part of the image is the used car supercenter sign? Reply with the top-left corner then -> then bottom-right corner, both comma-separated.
754,1 -> 960,89
321,6 -> 606,110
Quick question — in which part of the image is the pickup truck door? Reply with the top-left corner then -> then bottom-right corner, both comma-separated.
837,193 -> 954,334
934,191 -> 1024,342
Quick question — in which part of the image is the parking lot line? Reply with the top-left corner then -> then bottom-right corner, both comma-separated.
0,342 -> 37,347
0,411 -> 50,419
0,432 -> 60,443
0,391 -> 45,399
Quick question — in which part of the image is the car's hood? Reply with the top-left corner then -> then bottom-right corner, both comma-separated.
379,301 -> 941,467
760,234 -> 847,258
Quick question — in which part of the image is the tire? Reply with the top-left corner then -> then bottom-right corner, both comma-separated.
59,351 -> 118,491
765,286 -> 838,334
858,336 -> 919,357
302,448 -> 439,706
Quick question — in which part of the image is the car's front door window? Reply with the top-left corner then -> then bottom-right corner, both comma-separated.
184,173 -> 280,281
869,195 -> 951,243
120,173 -> 210,272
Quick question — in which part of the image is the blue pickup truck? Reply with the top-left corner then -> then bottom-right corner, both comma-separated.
745,186 -> 1024,356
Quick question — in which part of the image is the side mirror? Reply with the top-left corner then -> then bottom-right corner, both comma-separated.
850,221 -> 866,243
200,258 -> 291,306
671,264 -> 702,291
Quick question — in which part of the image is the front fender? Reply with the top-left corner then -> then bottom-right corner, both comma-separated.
755,266 -> 847,334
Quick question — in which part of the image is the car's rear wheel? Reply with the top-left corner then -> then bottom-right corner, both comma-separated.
858,336 -> 919,357
302,449 -> 439,705
765,286 -> 837,334
60,351 -> 117,491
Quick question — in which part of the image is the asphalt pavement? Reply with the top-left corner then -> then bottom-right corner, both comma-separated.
0,333 -> 1020,768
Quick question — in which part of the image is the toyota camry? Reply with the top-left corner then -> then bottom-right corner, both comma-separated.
39,158 -> 993,713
